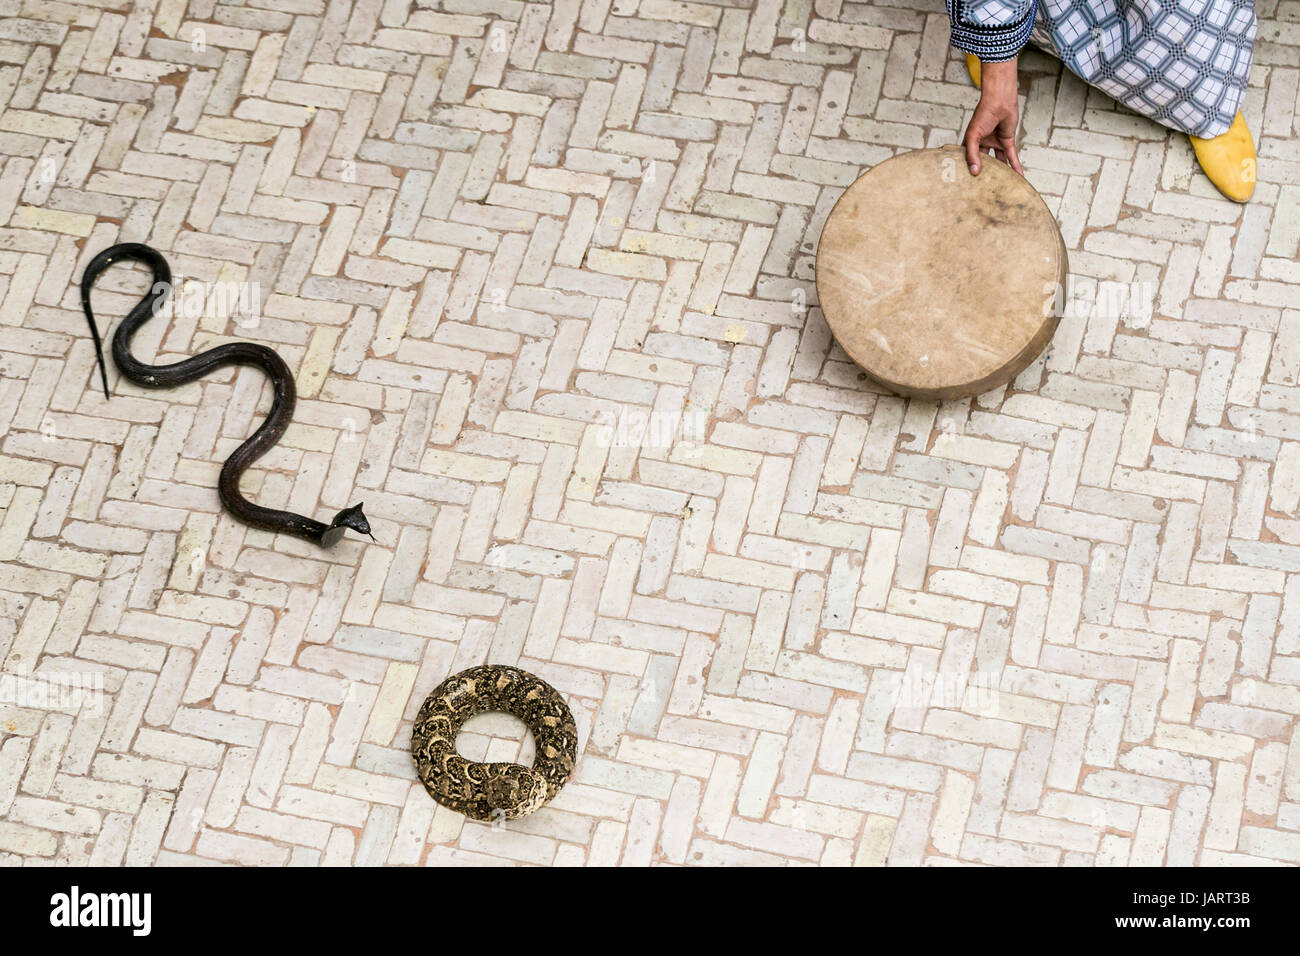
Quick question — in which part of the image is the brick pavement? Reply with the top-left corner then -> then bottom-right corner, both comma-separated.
1,0 -> 1299,866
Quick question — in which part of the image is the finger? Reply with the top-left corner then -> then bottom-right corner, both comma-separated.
1003,138 -> 1024,176
965,123 -> 983,175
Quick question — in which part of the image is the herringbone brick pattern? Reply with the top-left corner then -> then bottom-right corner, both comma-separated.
1,0 -> 1299,866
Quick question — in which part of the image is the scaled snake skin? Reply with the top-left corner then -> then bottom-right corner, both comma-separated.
412,665 -> 578,820
82,242 -> 374,548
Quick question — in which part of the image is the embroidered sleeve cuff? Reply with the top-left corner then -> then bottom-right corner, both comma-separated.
945,0 -> 1036,63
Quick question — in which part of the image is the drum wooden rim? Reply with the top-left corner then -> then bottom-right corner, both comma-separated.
815,146 -> 1068,401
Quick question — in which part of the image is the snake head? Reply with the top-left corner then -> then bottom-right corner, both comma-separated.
320,502 -> 375,547
483,765 -> 549,820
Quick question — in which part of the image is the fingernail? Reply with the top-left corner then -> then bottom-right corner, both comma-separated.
969,164 -> 978,174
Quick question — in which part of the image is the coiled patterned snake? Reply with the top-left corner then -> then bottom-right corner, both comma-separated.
412,665 -> 578,820
82,242 -> 373,548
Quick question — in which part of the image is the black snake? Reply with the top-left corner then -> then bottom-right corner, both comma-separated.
82,242 -> 373,548
412,665 -> 578,820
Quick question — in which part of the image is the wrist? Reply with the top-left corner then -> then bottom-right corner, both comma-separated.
979,57 -> 1019,91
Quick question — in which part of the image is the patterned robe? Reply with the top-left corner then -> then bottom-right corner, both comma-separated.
946,0 -> 1257,137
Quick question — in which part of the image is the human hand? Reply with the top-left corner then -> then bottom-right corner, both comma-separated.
963,58 -> 1024,176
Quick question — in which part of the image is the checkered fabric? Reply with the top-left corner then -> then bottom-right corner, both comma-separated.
950,0 -> 1257,137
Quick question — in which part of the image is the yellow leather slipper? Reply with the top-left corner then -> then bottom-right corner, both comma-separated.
1189,112 -> 1256,203
966,53 -> 981,89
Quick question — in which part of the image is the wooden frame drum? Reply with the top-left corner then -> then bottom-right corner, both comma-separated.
815,146 -> 1068,401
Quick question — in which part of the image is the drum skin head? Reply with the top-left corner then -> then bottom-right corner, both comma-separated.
815,146 -> 1068,401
